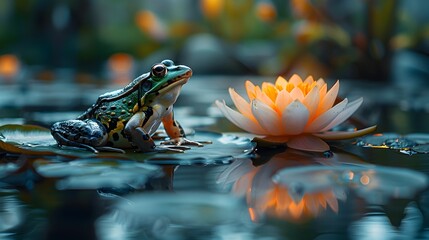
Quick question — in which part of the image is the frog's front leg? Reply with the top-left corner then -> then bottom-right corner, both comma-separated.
51,119 -> 124,153
124,111 -> 185,152
124,112 -> 157,152
161,110 -> 205,147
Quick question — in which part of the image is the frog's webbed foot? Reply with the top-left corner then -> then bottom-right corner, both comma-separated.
161,137 -> 211,147
152,145 -> 191,153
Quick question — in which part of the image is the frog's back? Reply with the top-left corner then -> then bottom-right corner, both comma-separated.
94,92 -> 138,124
77,72 -> 149,121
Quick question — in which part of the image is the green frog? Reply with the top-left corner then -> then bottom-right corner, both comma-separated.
51,60 -> 203,153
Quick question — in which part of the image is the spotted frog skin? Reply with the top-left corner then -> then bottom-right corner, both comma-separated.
51,60 -> 202,153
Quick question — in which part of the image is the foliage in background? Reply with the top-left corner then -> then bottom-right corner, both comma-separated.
0,0 -> 428,81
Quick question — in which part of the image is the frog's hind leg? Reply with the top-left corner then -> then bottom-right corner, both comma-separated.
51,119 -> 112,154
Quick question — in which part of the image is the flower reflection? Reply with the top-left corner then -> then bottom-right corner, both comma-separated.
250,184 -> 340,222
215,75 -> 376,152
218,150 -> 352,222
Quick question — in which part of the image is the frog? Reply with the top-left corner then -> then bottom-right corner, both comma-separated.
51,59 -> 204,153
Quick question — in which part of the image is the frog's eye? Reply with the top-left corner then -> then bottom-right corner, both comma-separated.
151,64 -> 167,78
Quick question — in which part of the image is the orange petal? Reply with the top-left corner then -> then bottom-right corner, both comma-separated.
289,74 -> 303,86
286,135 -> 330,152
275,89 -> 293,113
289,87 -> 305,101
316,78 -> 326,88
317,80 -> 327,100
229,88 -> 253,120
255,86 -> 276,109
251,99 -> 282,135
317,80 -> 339,115
303,75 -> 314,85
281,100 -> 309,135
306,98 -> 348,133
215,100 -> 265,134
262,82 -> 278,102
245,80 -> 257,101
275,76 -> 287,90
302,85 -> 320,120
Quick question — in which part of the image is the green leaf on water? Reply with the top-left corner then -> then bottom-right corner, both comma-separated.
0,124 -> 96,158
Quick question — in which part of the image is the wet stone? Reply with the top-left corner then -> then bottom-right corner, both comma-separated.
356,133 -> 401,148
384,138 -> 417,150
411,144 -> 429,154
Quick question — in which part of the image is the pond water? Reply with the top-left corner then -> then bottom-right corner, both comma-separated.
0,77 -> 429,239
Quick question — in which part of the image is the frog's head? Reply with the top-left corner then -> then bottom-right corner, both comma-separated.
143,59 -> 192,95
138,60 -> 192,107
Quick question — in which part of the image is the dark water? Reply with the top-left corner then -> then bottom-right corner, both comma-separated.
1,77 -> 429,239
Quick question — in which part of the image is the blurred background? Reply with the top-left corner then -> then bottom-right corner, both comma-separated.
1,0 -> 429,84
1,0 -> 429,134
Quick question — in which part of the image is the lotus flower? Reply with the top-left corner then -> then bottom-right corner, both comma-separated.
215,74 -> 376,152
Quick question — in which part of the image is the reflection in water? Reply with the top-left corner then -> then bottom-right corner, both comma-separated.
349,203 -> 423,240
250,183 -> 343,222
0,189 -> 47,239
0,190 -> 22,233
96,192 -> 252,240
218,148 -> 429,225
275,165 -> 428,206
217,149 -> 356,222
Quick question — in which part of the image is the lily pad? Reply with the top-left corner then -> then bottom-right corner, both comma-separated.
0,124 -> 96,158
412,144 -> 429,154
0,124 -> 255,164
